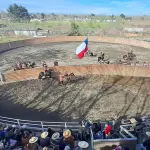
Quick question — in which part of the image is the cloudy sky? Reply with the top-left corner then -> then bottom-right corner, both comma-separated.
0,0 -> 150,15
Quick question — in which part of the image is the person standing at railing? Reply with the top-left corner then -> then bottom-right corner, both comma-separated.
63,130 -> 75,149
103,121 -> 112,139
40,132 -> 51,148
24,137 -> 39,150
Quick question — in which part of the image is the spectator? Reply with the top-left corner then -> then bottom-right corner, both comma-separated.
21,130 -> 30,147
58,136 -> 67,150
9,138 -> 17,150
63,130 -> 75,149
0,126 -> 4,140
47,128 -> 55,138
4,127 -> 14,144
40,132 -> 51,148
51,132 -> 60,146
104,122 -> 112,139
20,125 -> 32,135
24,137 -> 39,150
143,132 -> 150,150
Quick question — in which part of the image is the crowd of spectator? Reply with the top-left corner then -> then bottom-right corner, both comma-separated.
0,119 -> 96,150
1,117 -> 150,150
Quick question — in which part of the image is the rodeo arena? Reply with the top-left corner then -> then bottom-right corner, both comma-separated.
1,36 -> 150,150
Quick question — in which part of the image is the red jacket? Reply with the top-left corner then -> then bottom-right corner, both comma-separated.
105,125 -> 112,135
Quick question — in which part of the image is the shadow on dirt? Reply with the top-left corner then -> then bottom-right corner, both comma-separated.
0,75 -> 150,122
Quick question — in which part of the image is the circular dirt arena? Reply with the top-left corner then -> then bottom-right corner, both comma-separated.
1,42 -> 150,72
1,41 -> 150,121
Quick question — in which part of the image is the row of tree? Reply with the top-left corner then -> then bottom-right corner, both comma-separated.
7,3 -> 128,22
7,4 -> 46,22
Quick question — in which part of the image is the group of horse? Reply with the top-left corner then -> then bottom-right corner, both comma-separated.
38,62 -> 75,85
13,51 -> 137,84
38,68 -> 75,85
13,61 -> 36,71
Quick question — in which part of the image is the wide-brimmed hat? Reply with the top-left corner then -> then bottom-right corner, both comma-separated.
12,125 -> 16,128
130,118 -> 137,124
146,132 -> 150,137
52,132 -> 60,140
43,147 -> 48,150
41,132 -> 48,139
63,130 -> 71,138
29,137 -> 38,144
78,141 -> 89,148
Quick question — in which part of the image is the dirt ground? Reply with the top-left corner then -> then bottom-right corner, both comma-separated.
1,42 -> 150,121
0,76 -> 150,121
0,42 -> 150,73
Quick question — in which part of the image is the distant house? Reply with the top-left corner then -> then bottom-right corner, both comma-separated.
103,20 -> 116,22
123,28 -> 145,33
30,19 -> 41,22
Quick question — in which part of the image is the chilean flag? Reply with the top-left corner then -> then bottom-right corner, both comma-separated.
75,38 -> 88,59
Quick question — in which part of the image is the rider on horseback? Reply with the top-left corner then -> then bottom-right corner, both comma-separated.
98,52 -> 105,62
44,66 -> 48,76
42,61 -> 47,67
17,62 -> 22,68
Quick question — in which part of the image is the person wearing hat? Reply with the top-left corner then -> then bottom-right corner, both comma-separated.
143,132 -> 150,150
20,125 -> 32,136
51,132 -> 60,146
51,132 -> 67,150
63,130 -> 75,149
40,132 -> 51,148
24,137 -> 39,150
21,130 -> 30,147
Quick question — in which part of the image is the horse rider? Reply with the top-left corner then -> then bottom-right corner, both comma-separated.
44,66 -> 48,76
98,52 -> 105,62
17,62 -> 22,68
64,71 -> 68,77
27,61 -> 31,67
43,61 -> 47,67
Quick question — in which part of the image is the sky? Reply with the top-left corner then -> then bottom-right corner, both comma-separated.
0,0 -> 150,15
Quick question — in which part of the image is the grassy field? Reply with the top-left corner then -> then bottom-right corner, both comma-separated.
0,20 -> 124,30
0,36 -> 30,43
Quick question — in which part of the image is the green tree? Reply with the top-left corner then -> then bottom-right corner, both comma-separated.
7,3 -> 30,22
68,22 -> 82,36
91,13 -> 95,17
110,14 -> 115,21
120,13 -> 126,19
41,13 -> 45,19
